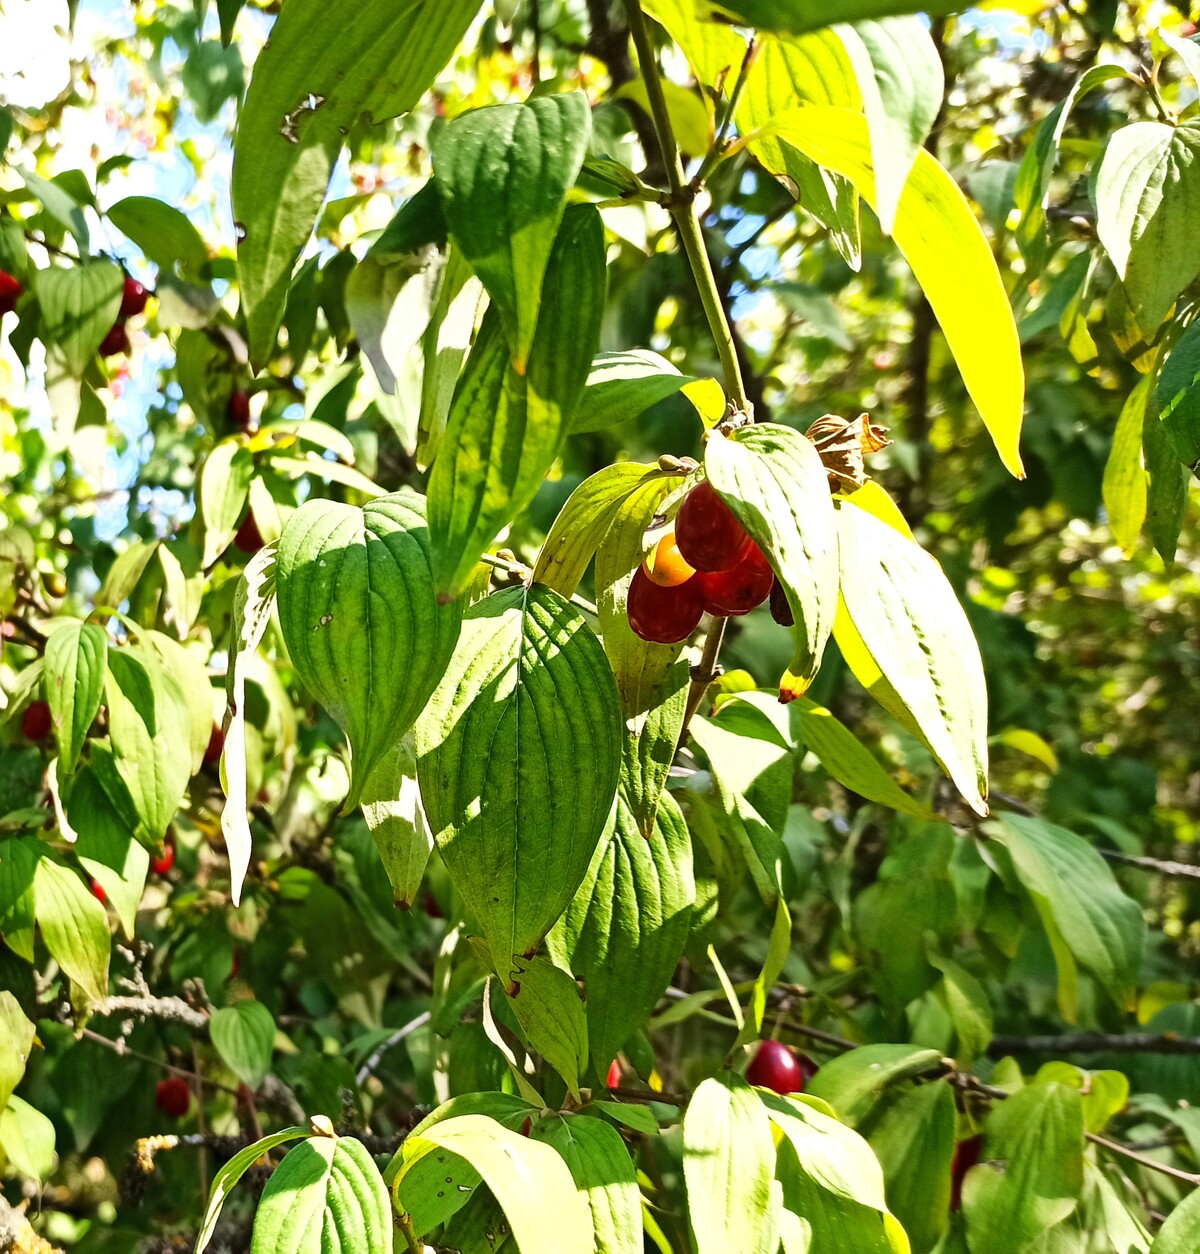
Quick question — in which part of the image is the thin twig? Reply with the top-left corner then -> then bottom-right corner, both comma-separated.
1087,1132 -> 1200,1187
990,1033 -> 1200,1056
355,1011 -> 432,1086
678,616 -> 728,748
78,1028 -> 239,1096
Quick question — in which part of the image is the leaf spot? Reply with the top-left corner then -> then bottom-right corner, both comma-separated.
280,93 -> 327,144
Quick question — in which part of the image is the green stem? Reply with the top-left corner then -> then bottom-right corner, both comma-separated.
678,615 -> 727,747
688,38 -> 761,192
622,0 -> 750,416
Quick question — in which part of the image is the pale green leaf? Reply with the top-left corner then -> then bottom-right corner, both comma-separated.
1151,1187 -> 1200,1254
928,948 -> 993,1066
211,1001 -> 275,1089
415,584 -> 623,966
0,1094 -> 56,1181
199,439 -> 255,568
67,765 -> 150,939
276,490 -> 462,811
432,93 -> 590,371
807,1045 -> 943,1127
1103,375 -> 1151,556
684,1073 -> 779,1254
43,621 -> 106,775
0,992 -> 35,1111
615,79 -> 711,156
835,502 -> 989,815
196,1127 -> 310,1254
33,855 -> 110,1006
33,261 -> 123,377
1095,120 -> 1200,329
705,0 -> 967,34
643,0 -> 748,92
503,954 -> 588,1098
359,740 -> 432,908
250,1135 -> 393,1254
233,0 -> 480,367
574,351 -> 708,435
764,105 -> 1024,476
706,424 -> 839,691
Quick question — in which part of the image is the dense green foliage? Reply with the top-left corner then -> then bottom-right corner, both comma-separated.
2,0 -> 1200,1250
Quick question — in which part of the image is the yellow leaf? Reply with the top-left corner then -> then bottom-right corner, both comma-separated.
763,105 -> 1026,478
993,728 -> 1059,773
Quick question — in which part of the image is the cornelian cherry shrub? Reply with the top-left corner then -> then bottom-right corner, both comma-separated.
2,0 -> 1199,1250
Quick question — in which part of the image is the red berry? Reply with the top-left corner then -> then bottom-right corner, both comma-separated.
626,566 -> 704,644
234,512 -> 264,555
950,1135 -> 983,1212
119,276 -> 148,319
228,390 -> 252,431
203,723 -> 224,766
697,541 -> 773,617
21,699 -> 52,742
642,529 -> 696,588
746,1040 -> 806,1095
151,831 -> 176,876
606,1059 -> 621,1089
422,890 -> 443,920
228,949 -> 240,982
89,878 -> 107,905
155,1077 -> 190,1118
0,270 -> 23,316
675,481 -> 753,572
98,322 -> 130,357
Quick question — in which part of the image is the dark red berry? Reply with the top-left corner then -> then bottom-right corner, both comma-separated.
606,1059 -> 621,1089
21,699 -> 52,742
626,566 -> 704,644
228,949 -> 240,982
98,322 -> 130,357
89,878 -> 107,905
950,1135 -> 983,1212
520,1116 -> 532,1137
119,276 -> 148,319
422,890 -> 443,920
228,390 -> 252,431
697,541 -> 773,617
233,512 -> 264,555
746,1040 -> 806,1094
203,723 -> 224,767
151,831 -> 176,876
0,270 -> 23,316
769,576 -> 794,627
675,480 -> 753,572
155,1077 -> 190,1118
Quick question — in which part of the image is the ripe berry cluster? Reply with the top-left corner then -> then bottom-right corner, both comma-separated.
628,479 -> 774,645
98,275 -> 149,358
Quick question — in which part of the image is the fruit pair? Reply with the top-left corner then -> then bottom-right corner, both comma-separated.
627,480 -> 773,645
98,276 -> 149,358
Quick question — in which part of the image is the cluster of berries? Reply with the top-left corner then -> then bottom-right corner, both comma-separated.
628,480 -> 774,644
98,276 -> 149,357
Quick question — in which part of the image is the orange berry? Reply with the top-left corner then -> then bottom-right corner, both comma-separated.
642,529 -> 697,588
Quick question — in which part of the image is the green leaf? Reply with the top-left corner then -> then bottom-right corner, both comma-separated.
835,502 -> 989,815
19,168 -> 89,249
866,1080 -> 955,1254
533,461 -> 665,597
1143,389 -> 1189,562
988,815 -> 1145,1016
546,788 -> 694,1072
359,741 -> 432,908
621,657 -> 689,838
0,1094 -> 55,1181
396,1113 -> 592,1251
66,765 -> 150,940
1157,318 -> 1200,472
0,837 -> 39,961
199,439 -> 255,568
143,630 -> 216,775
276,489 -> 463,811
615,79 -> 711,156
684,1073 -> 778,1254
432,92 -> 591,371
928,948 -> 993,1066
706,0 -> 968,34
705,424 -> 839,691
574,350 -> 711,435
794,699 -> 937,820
835,18 -> 943,233
1103,374 -> 1152,557
962,1081 -> 1085,1254
196,1126 -> 311,1254
503,954 -> 588,1098
0,992 -> 35,1111
644,0 -> 748,91
748,894 -> 792,1038
807,1045 -> 942,1127
211,1001 -> 276,1089
1013,64 -> 1134,272
33,856 -> 110,1006
763,1091 -> 909,1254
415,584 -> 623,966
534,1114 -> 641,1254
105,646 -> 192,842
233,0 -> 480,368
1095,120 -> 1200,329
428,203 -> 606,595
107,195 -> 209,277
33,261 -> 124,377
43,621 -> 106,775
1151,1186 -> 1200,1254
763,105 -> 1024,476
250,1134 -> 393,1253
221,542 -> 277,904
